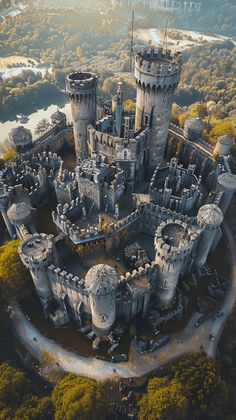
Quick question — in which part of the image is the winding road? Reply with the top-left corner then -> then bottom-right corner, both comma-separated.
10,222 -> 236,381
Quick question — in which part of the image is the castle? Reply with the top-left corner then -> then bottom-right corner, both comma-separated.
2,47 -> 236,350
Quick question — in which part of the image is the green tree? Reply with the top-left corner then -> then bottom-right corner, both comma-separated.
138,376 -> 189,420
174,352 -> 228,419
34,118 -> 51,137
0,363 -> 31,411
52,374 -> 107,420
0,240 -> 31,302
13,395 -> 54,420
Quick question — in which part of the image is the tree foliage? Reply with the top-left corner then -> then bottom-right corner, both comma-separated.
52,373 -> 107,420
173,352 -> 228,419
0,240 -> 31,302
13,395 -> 54,420
138,376 -> 189,420
0,362 -> 31,410
2,148 -> 16,162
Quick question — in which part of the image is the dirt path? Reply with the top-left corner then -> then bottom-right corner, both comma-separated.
10,222 -> 236,381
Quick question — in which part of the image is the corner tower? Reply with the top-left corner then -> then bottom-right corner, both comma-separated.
19,234 -> 56,314
155,219 -> 194,307
66,72 -> 98,161
195,204 -> 223,269
134,48 -> 182,170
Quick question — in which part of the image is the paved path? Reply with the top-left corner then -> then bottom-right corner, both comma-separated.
10,222 -> 236,381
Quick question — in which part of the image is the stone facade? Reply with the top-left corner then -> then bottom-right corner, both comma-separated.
0,47 -> 234,350
9,126 -> 33,152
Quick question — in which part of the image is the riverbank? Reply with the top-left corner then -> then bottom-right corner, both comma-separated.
134,28 -> 236,51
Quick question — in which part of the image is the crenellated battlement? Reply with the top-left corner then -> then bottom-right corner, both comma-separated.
155,218 -> 196,260
48,264 -> 87,295
135,48 -> 182,91
66,72 -> 98,103
19,233 -> 55,268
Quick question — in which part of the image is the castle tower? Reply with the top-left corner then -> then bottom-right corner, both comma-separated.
216,172 -> 236,214
85,264 -> 118,336
0,185 -> 15,239
213,135 -> 232,157
19,234 -> 56,314
66,72 -> 98,161
112,82 -> 123,137
155,219 -> 193,307
195,204 -> 223,269
7,201 -> 33,238
134,48 -> 182,171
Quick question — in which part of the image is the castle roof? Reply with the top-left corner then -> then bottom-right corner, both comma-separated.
7,201 -> 31,222
217,172 -> 236,190
9,126 -> 32,138
85,264 -> 118,296
184,118 -> 204,131
197,204 -> 223,227
218,135 -> 232,145
51,109 -> 66,120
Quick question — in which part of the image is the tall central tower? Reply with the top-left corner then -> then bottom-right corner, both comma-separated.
134,48 -> 182,171
66,72 -> 98,161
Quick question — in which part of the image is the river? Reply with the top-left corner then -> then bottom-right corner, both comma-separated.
0,103 -> 72,143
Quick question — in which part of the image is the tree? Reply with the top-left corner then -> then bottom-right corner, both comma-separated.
124,99 -> 135,112
0,363 -> 31,410
138,376 -> 189,420
189,102 -> 208,119
76,46 -> 84,58
0,240 -> 31,302
13,395 -> 54,420
2,148 -> 16,162
174,352 -> 228,419
52,374 -> 107,420
34,118 -> 51,137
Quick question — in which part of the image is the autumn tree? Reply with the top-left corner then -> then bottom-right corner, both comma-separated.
0,240 -> 31,302
138,376 -> 189,420
0,363 -> 31,410
13,395 -> 54,420
52,374 -> 107,420
174,352 -> 228,419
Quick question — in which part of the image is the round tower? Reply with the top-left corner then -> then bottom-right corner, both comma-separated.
155,220 -> 193,307
213,135 -> 232,157
85,264 -> 118,336
19,234 -> 56,313
7,201 -> 32,233
0,185 -> 15,239
134,48 -> 182,170
183,118 -> 205,141
195,204 -> 223,269
216,172 -> 236,214
66,72 -> 98,161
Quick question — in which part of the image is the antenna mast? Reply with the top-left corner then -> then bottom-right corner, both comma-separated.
163,19 -> 168,57
130,10 -> 135,73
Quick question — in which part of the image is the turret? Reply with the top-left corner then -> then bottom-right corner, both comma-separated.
66,72 -> 98,161
112,82 -> 123,137
19,234 -> 56,314
216,172 -> 236,214
85,264 -> 118,336
7,201 -> 33,238
155,219 -> 193,306
0,185 -> 15,238
195,204 -> 223,269
213,135 -> 233,157
134,48 -> 182,171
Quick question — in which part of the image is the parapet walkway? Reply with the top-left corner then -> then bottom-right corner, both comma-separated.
9,222 -> 236,381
